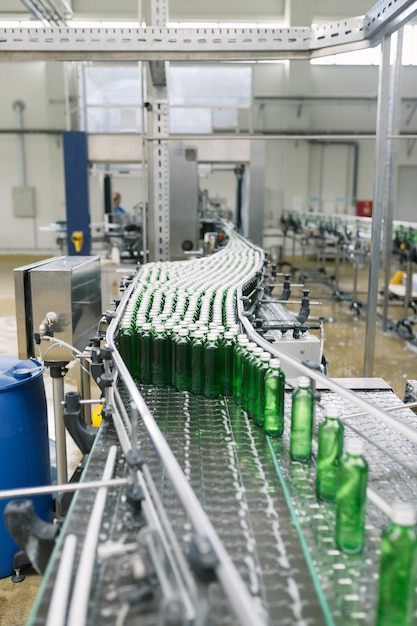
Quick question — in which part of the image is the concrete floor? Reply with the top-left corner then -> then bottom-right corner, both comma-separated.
0,251 -> 416,624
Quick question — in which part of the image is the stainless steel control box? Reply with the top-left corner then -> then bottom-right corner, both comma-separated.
14,256 -> 102,362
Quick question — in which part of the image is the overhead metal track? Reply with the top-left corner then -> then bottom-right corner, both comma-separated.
20,0 -> 72,27
0,18 -> 370,61
0,0 -> 413,60
365,0 -> 417,42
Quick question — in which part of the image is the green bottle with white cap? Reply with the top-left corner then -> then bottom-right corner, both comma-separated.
263,357 -> 285,435
233,334 -> 249,403
152,325 -> 169,387
290,376 -> 314,462
253,352 -> 271,427
375,501 -> 417,626
191,330 -> 206,395
204,332 -> 221,398
139,322 -> 153,383
219,330 -> 235,396
335,437 -> 368,554
316,407 -> 344,502
241,342 -> 257,412
247,346 -> 264,417
175,328 -> 191,392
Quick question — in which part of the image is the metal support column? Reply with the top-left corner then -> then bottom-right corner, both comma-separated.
49,363 -> 68,486
63,131 -> 91,256
144,0 -> 170,262
146,92 -> 170,261
364,32 -> 402,376
381,30 -> 403,331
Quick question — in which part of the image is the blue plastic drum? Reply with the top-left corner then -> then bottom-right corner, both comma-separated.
0,356 -> 53,578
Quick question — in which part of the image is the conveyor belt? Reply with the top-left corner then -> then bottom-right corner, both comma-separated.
28,382 -> 417,626
25,226 -> 417,625
137,385 -> 417,626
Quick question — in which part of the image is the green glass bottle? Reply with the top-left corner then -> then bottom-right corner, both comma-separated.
175,328 -> 191,392
152,325 -> 170,387
139,322 -> 153,384
118,326 -> 133,371
204,332 -> 221,398
335,438 -> 368,554
233,334 -> 249,403
170,325 -> 182,388
131,323 -> 141,379
263,358 -> 285,436
375,502 -> 417,626
191,330 -> 206,395
290,376 -> 314,462
316,408 -> 344,502
241,342 -> 257,412
253,352 -> 271,427
163,320 -> 174,386
220,330 -> 235,396
247,346 -> 264,417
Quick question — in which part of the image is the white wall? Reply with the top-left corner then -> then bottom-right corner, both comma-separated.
0,58 -> 416,253
0,62 -> 66,253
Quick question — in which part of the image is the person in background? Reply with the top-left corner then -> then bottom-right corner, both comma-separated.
113,191 -> 128,220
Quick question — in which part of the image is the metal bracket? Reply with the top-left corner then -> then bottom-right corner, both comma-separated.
4,499 -> 59,575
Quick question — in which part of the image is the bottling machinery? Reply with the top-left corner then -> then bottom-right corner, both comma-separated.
3,223 -> 417,626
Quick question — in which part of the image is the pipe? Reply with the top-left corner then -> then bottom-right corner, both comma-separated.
234,164 -> 244,232
0,477 -> 129,500
67,445 -> 118,626
46,534 -> 77,626
12,101 -> 27,187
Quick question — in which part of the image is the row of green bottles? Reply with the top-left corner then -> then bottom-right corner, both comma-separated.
289,378 -> 417,624
171,329 -> 224,397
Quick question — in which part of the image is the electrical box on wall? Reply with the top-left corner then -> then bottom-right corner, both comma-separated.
12,186 -> 36,217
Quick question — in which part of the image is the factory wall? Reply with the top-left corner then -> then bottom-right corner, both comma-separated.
0,59 -> 416,253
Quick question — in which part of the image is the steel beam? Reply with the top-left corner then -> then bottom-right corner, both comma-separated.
0,1 -> 416,60
0,22 -> 361,61
365,0 -> 417,41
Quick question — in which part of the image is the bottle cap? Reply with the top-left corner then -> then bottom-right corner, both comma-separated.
390,501 -> 416,526
325,407 -> 340,419
253,347 -> 263,355
178,328 -> 188,336
261,352 -> 271,360
142,323 -> 152,330
297,376 -> 310,388
246,342 -> 257,351
344,438 -> 364,456
238,334 -> 249,344
269,357 -> 281,368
